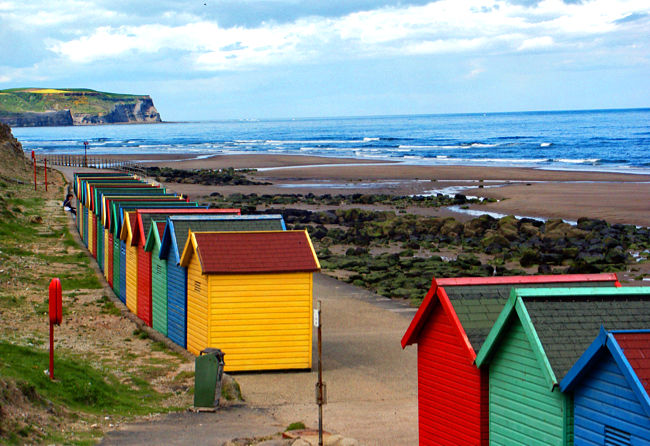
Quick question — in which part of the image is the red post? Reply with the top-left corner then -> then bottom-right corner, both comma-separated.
31,151 -> 37,191
44,158 -> 48,192
48,278 -> 62,380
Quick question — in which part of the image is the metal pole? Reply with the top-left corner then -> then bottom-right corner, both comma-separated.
44,158 -> 48,192
317,300 -> 323,446
33,158 -> 37,191
84,141 -> 88,167
49,321 -> 54,380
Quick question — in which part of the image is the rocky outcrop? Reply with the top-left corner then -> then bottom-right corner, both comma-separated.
0,110 -> 73,127
0,123 -> 30,175
72,97 -> 161,125
0,89 -> 162,127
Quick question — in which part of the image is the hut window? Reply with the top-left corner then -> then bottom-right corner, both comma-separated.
156,264 -> 162,274
604,426 -> 630,446
194,281 -> 201,293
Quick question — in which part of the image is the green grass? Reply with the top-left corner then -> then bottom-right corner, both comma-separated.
0,89 -> 144,115
285,421 -> 306,431
0,342 -> 169,415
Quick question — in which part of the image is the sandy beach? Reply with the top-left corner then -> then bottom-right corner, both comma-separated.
120,154 -> 650,227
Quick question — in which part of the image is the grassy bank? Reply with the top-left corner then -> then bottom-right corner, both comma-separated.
0,172 -> 193,444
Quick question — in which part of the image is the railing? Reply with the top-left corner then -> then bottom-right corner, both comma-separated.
35,155 -> 146,176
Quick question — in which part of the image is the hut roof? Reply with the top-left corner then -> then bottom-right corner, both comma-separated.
181,230 -> 320,274
560,328 -> 650,417
615,331 -> 650,396
401,274 -> 620,356
476,287 -> 650,389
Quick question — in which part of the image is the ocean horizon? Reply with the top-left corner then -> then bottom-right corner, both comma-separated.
13,107 -> 650,174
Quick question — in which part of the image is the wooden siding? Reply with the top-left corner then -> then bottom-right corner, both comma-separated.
574,354 -> 650,444
113,237 -> 121,297
102,229 -> 108,274
83,206 -> 89,247
89,213 -> 95,256
119,240 -> 127,304
204,272 -> 313,372
167,257 -> 187,348
107,233 -> 114,287
186,251 -> 209,356
125,243 -> 138,314
96,217 -> 102,268
489,318 -> 567,446
417,305 -> 487,445
151,244 -> 168,336
137,248 -> 152,326
83,206 -> 88,246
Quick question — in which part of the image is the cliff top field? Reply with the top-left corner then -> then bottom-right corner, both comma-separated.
0,88 -> 146,116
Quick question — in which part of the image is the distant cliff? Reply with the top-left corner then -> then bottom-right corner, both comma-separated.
0,88 -> 162,127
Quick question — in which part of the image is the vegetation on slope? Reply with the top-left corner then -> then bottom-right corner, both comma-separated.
0,88 -> 144,115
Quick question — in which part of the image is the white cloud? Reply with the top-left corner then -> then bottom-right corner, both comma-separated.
518,36 -> 554,51
40,0 -> 650,71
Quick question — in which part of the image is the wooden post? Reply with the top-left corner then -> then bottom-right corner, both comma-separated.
44,158 -> 48,191
315,300 -> 325,446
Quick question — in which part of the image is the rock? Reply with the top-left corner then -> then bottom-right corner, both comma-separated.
439,218 -> 463,237
519,249 -> 541,267
519,222 -> 540,238
538,264 -> 553,274
497,216 -> 519,241
463,214 -> 496,238
291,440 -> 311,446
577,217 -> 607,231
29,216 -> 43,224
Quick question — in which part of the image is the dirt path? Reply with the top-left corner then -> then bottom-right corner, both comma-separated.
100,274 -> 419,445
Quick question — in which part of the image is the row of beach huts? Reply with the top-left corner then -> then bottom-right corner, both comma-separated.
73,172 -> 320,372
73,173 -> 650,445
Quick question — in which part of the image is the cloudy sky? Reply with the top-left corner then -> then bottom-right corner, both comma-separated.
0,0 -> 648,119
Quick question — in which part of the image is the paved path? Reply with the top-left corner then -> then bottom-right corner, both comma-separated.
101,274 -> 418,445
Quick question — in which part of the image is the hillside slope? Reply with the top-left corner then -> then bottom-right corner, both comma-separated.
0,88 -> 161,127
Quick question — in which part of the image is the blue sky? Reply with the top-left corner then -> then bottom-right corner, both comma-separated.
0,0 -> 648,120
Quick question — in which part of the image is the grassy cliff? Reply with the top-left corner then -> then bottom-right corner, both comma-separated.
0,88 -> 161,126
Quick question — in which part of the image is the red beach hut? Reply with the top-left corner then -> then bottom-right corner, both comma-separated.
400,273 -> 620,446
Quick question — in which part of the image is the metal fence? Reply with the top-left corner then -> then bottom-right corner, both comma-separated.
35,154 -> 146,176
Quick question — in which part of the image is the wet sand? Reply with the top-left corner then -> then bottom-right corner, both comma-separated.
118,154 -> 650,226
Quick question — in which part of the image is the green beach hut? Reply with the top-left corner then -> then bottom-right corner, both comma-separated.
475,287 -> 650,446
144,220 -> 168,335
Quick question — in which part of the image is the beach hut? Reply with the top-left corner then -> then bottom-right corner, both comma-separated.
129,209 -> 241,327
145,220 -> 168,335
179,230 -> 320,371
158,214 -> 285,348
474,287 -> 650,446
400,274 -> 620,446
560,328 -> 650,444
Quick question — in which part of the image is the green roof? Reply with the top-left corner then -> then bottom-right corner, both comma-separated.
445,280 -> 616,353
524,292 -> 650,381
172,218 -> 284,254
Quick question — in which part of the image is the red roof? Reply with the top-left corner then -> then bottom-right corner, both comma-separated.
156,221 -> 166,238
614,332 -> 650,396
436,273 -> 620,286
191,231 -> 320,274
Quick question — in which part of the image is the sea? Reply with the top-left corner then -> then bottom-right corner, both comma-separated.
12,108 -> 650,174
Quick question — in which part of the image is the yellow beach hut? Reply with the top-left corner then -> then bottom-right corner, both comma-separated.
180,230 -> 320,372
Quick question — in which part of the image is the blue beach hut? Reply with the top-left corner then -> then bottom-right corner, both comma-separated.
560,328 -> 650,444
